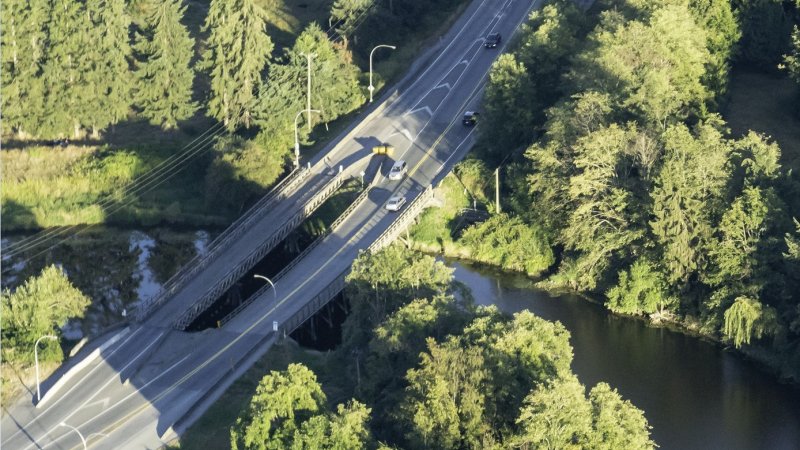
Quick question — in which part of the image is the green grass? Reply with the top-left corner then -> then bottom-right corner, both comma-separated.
408,173 -> 471,253
175,340 -> 350,450
723,68 -> 800,171
1,144 -> 226,232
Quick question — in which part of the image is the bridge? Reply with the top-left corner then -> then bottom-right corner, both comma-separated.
1,0 -> 539,447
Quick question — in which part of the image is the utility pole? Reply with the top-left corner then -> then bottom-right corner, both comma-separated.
301,53 -> 316,132
495,167 -> 501,214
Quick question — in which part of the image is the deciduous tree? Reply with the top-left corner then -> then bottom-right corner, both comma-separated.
1,266 -> 91,364
722,296 -> 779,348
607,258 -> 675,316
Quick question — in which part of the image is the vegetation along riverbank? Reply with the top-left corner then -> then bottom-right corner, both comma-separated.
407,0 -> 800,383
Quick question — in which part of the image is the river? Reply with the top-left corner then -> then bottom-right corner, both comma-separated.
450,259 -> 800,450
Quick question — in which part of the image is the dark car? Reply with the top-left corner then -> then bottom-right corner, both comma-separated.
463,111 -> 479,127
484,32 -> 502,48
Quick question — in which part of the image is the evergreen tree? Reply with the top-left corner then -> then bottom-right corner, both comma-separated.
330,0 -> 373,46
202,0 -> 273,130
573,5 -> 711,128
688,0 -> 740,100
709,186 -> 773,284
0,0 -> 50,137
561,124 -> 643,290
134,0 -> 197,129
402,338 -> 489,450
84,0 -> 133,137
783,23 -> 800,85
650,122 -> 733,285
41,0 -> 93,138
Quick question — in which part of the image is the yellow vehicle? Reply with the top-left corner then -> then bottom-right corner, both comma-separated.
372,143 -> 395,155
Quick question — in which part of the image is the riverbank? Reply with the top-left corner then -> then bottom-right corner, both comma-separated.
404,170 -> 800,385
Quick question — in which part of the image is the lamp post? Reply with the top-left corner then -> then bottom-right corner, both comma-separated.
294,109 -> 321,168
59,422 -> 87,450
369,45 -> 396,103
254,274 -> 277,300
35,334 -> 58,403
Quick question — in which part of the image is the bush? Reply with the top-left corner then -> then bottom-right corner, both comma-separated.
460,214 -> 555,276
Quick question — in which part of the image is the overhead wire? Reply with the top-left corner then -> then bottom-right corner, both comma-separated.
4,0 -> 384,263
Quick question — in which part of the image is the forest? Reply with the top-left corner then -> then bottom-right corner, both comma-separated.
458,0 -> 800,380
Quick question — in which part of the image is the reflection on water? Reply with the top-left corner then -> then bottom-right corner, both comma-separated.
1,228 -> 214,339
450,260 -> 800,450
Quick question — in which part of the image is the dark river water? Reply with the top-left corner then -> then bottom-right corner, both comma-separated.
449,260 -> 800,450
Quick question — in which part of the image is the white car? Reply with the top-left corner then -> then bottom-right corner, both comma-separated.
388,160 -> 407,180
385,195 -> 407,211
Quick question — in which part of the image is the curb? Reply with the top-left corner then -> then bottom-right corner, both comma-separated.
37,326 -> 131,408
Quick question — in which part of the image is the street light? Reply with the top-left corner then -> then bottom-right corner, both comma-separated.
60,422 -> 87,450
35,334 -> 58,403
294,109 -> 321,168
369,44 -> 396,103
254,274 -> 277,300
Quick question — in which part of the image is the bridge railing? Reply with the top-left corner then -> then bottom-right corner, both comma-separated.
278,269 -> 349,337
218,184 -> 375,328
369,184 -> 435,253
172,170 -> 347,330
135,167 -> 310,322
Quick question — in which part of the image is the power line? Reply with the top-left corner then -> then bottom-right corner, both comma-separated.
4,0 -> 386,263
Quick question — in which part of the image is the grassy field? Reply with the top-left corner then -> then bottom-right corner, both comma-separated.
723,68 -> 800,171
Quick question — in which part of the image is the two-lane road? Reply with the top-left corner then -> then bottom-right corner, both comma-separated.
1,0 -> 540,447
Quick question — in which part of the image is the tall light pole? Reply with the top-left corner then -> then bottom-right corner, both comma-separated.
35,334 -> 57,403
60,422 -> 87,450
254,274 -> 277,300
294,109 -> 321,168
369,45 -> 396,103
300,52 -> 316,131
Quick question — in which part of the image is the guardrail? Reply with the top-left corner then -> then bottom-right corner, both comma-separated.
172,170 -> 347,330
369,184 -> 436,253
218,184 -> 374,328
277,269 -> 349,337
135,167 -> 310,322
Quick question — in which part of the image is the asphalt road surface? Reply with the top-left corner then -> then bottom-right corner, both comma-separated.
1,0 -> 541,447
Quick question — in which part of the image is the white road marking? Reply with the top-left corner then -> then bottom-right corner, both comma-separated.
405,105 -> 433,117
59,331 -> 166,424
30,355 -> 191,450
5,326 -> 149,443
387,128 -> 414,141
434,82 -> 452,91
435,128 -> 477,176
